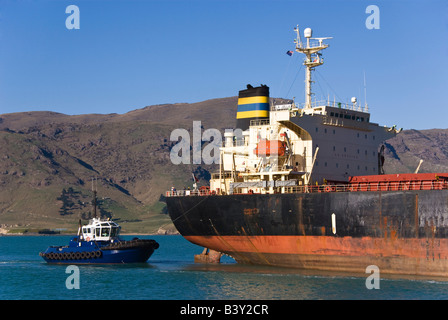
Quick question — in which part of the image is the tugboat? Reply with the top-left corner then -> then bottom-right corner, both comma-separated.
40,188 -> 159,264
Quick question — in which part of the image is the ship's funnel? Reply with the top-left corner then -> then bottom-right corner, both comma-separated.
236,84 -> 269,131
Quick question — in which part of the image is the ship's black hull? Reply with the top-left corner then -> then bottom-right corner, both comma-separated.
166,190 -> 448,276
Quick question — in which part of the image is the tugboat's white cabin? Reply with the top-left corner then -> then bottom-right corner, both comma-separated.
81,218 -> 121,242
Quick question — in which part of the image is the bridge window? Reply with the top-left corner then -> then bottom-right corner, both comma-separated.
111,227 -> 119,237
101,227 -> 110,237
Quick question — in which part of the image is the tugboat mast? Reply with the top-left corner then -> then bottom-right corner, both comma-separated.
92,177 -> 98,218
294,25 -> 332,109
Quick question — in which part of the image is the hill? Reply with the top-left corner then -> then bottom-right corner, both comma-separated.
0,97 -> 239,234
0,97 -> 447,234
383,129 -> 448,174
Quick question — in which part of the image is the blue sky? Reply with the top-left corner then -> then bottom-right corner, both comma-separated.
0,0 -> 447,130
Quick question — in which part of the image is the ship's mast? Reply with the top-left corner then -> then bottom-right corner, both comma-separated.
294,26 -> 332,109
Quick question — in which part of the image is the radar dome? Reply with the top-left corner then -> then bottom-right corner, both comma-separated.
304,28 -> 312,38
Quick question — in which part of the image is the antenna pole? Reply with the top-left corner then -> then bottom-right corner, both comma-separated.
294,26 -> 332,109
92,177 -> 97,218
363,71 -> 369,112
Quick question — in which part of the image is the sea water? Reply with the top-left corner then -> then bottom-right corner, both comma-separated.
2,235 -> 448,301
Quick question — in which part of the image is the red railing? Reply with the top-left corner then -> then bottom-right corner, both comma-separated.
166,180 -> 448,197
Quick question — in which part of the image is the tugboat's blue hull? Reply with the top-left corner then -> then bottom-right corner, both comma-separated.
40,238 -> 159,264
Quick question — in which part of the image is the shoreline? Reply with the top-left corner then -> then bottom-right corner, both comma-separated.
0,232 -> 179,236
0,229 -> 180,236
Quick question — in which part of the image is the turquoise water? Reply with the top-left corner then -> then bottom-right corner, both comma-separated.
2,235 -> 448,300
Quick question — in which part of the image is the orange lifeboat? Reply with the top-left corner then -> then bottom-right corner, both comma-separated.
254,140 -> 286,157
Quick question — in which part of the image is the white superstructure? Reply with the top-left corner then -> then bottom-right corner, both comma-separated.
209,26 -> 401,195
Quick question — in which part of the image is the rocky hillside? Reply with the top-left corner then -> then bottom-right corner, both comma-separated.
383,129 -> 448,174
0,97 -> 447,233
0,97 -> 238,234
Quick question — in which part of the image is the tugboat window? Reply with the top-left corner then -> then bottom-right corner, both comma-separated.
111,227 -> 119,237
102,228 -> 110,237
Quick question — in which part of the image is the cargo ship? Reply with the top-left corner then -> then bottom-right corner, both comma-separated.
165,26 -> 448,277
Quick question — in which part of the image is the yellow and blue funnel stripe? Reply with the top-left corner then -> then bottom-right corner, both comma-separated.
236,84 -> 270,130
236,96 -> 270,119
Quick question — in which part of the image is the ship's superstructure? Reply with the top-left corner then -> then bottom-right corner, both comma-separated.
211,26 -> 399,196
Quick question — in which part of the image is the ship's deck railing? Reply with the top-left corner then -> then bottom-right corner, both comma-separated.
250,119 -> 270,126
272,100 -> 369,113
283,180 -> 448,194
165,180 -> 448,197
166,189 -> 215,197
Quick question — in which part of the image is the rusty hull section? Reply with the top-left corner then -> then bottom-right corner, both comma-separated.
185,235 -> 448,276
166,190 -> 448,276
